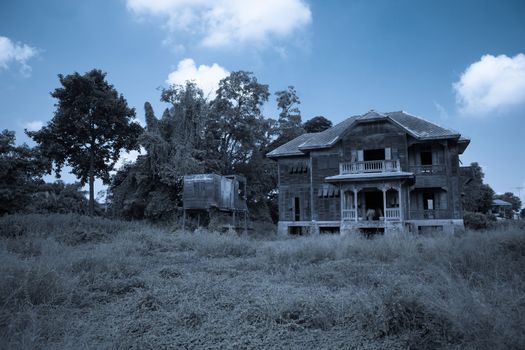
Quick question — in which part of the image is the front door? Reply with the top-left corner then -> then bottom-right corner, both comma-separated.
364,191 -> 383,220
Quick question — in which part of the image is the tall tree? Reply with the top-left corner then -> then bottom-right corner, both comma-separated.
0,130 -> 47,215
461,162 -> 494,214
110,82 -> 209,219
28,69 -> 142,216
207,71 -> 270,174
303,115 -> 333,133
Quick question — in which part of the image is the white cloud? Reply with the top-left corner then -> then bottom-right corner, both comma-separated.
0,36 -> 38,76
453,53 -> 525,116
433,101 -> 449,120
126,0 -> 311,49
166,58 -> 229,98
25,120 -> 44,131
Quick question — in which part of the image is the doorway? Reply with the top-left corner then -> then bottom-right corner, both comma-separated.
294,197 -> 301,221
364,191 -> 383,220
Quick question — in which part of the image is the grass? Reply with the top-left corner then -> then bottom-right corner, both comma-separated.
0,214 -> 524,349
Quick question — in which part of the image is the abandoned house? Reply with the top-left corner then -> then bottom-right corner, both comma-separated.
182,174 -> 248,231
267,110 -> 470,235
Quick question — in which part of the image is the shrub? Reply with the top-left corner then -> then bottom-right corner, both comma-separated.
464,211 -> 492,230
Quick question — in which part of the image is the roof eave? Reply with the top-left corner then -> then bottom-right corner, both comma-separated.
266,151 -> 307,159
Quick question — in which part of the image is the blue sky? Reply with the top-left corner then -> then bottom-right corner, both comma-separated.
1,0 -> 525,205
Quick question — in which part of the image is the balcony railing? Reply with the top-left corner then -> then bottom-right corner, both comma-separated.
342,208 -> 401,221
409,164 -> 445,175
342,209 -> 357,220
409,209 -> 451,220
340,159 -> 400,175
384,208 -> 400,220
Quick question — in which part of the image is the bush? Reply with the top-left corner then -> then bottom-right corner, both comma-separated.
463,211 -> 493,230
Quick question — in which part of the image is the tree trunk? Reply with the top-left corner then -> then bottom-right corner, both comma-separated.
89,147 -> 95,216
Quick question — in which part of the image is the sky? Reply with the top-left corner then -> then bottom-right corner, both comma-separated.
1,0 -> 525,206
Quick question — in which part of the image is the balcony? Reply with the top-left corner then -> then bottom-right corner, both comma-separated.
340,159 -> 400,175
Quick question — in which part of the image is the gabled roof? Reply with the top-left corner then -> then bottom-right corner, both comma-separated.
267,110 -> 468,158
386,111 -> 460,139
266,133 -> 317,158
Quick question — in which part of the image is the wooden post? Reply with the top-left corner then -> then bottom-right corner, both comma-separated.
232,210 -> 236,229
340,187 -> 345,220
398,184 -> 403,220
353,187 -> 359,222
382,187 -> 387,220
182,209 -> 186,231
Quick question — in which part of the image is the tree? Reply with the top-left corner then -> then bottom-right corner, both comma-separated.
110,82 -> 209,219
267,86 -> 305,153
461,162 -> 494,214
28,69 -> 143,216
206,71 -> 270,174
303,115 -> 333,133
0,130 -> 47,215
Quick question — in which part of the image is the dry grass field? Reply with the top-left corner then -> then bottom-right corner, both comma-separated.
1,214 -> 524,349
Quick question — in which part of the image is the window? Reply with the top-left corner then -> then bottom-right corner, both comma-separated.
289,161 -> 308,174
423,192 -> 435,210
364,148 -> 385,161
421,151 -> 432,165
317,184 -> 340,198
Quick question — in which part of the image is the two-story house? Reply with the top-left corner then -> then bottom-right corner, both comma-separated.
267,110 -> 470,235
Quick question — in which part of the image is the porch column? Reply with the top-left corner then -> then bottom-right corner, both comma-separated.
353,188 -> 358,222
340,186 -> 344,220
382,187 -> 387,220
398,184 -> 403,220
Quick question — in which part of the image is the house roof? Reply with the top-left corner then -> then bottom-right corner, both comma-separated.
266,133 -> 317,158
492,199 -> 512,207
267,110 -> 468,158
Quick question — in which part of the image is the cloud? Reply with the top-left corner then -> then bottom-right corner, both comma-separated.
453,54 -> 525,116
166,58 -> 229,98
433,101 -> 449,120
115,147 -> 145,169
0,36 -> 38,76
25,120 -> 44,131
126,0 -> 311,49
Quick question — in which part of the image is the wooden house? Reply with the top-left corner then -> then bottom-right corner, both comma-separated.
182,174 -> 248,231
267,110 -> 470,235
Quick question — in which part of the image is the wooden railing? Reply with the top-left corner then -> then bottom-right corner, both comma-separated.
409,209 -> 451,220
342,208 -> 401,221
342,209 -> 357,220
384,208 -> 400,220
409,164 -> 445,175
340,160 -> 400,175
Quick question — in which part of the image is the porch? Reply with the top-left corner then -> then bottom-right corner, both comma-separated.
340,184 -> 405,222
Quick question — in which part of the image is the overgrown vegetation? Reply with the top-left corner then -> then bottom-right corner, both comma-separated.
1,214 -> 524,349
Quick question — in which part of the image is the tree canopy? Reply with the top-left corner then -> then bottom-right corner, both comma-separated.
28,69 -> 143,215
303,115 -> 333,133
461,162 -> 494,214
0,130 -> 47,215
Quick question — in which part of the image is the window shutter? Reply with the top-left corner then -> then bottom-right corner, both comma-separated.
357,150 -> 364,162
385,147 -> 391,160
351,150 -> 357,162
